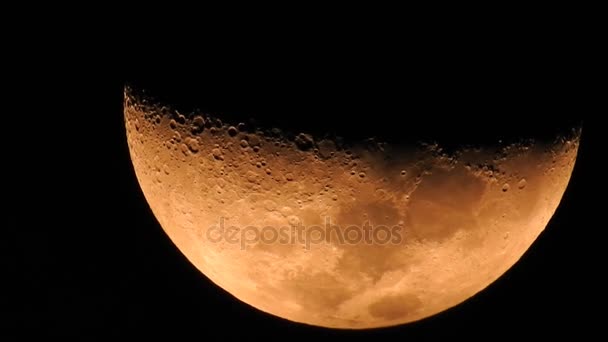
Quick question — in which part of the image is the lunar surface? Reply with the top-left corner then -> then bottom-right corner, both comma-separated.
124,87 -> 579,329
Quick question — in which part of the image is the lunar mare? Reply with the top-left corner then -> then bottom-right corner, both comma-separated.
125,88 -> 579,329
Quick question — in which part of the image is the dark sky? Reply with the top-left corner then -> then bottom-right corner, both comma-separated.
9,49 -> 599,338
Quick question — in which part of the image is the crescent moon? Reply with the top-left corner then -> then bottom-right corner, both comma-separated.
125,87 -> 579,329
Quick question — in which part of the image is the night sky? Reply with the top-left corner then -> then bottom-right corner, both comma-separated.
9,44 -> 599,338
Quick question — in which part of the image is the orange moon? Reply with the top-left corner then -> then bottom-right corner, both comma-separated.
124,88 -> 579,329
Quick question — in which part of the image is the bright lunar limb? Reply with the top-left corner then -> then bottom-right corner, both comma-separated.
125,88 -> 579,329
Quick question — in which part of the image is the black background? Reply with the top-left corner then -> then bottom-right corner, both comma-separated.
9,37 -> 600,338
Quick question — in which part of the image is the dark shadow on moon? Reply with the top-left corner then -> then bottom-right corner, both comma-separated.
368,294 -> 423,320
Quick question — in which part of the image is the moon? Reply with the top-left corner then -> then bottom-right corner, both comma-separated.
124,87 -> 579,329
